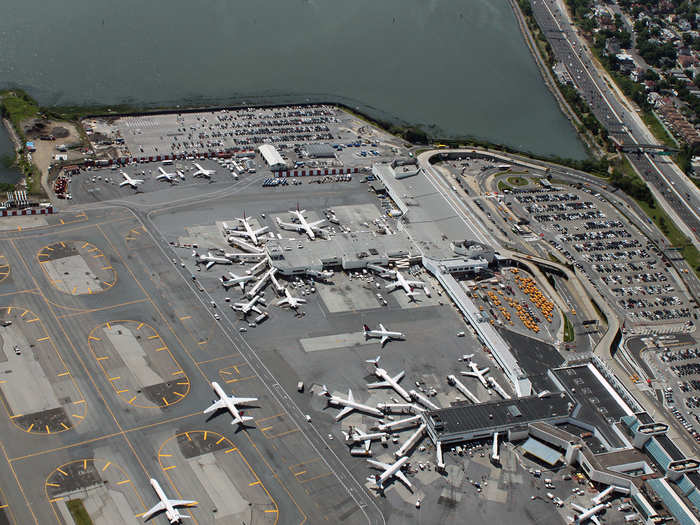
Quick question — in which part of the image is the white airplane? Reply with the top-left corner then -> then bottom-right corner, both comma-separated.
363,323 -> 405,347
220,271 -> 255,291
193,162 -> 215,179
367,455 -> 412,491
277,288 -> 306,309
156,167 -> 177,183
119,170 -> 144,189
461,358 -> 490,389
276,205 -> 326,240
570,503 -> 606,525
342,426 -> 388,453
384,270 -> 425,300
142,478 -> 197,523
366,356 -> 411,402
193,250 -> 232,270
319,385 -> 383,421
203,381 -> 257,426
230,212 -> 269,246
231,295 -> 264,316
176,170 -> 185,180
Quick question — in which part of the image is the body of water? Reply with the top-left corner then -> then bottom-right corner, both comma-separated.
1,0 -> 587,159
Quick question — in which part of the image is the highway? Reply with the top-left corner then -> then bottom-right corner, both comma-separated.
530,0 -> 700,248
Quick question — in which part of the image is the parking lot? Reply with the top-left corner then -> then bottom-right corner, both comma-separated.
504,185 -> 692,327
82,105 -> 401,172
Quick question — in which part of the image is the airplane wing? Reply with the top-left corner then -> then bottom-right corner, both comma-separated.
142,501 -> 165,520
251,305 -> 262,314
571,504 -> 586,513
406,280 -> 424,287
119,180 -> 130,187
205,261 -> 215,270
590,516 -> 600,525
232,397 -> 257,404
380,335 -> 389,346
395,470 -> 412,489
378,323 -> 385,332
309,219 -> 325,228
367,380 -> 390,389
277,297 -> 290,306
231,415 -> 254,425
367,459 -> 390,470
392,371 -> 405,383
277,219 -> 300,230
203,399 -> 226,414
169,499 -> 197,507
363,439 -> 372,452
253,226 -> 268,235
335,406 -> 353,420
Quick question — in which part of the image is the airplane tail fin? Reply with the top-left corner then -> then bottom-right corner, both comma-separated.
363,324 -> 370,336
366,356 -> 381,367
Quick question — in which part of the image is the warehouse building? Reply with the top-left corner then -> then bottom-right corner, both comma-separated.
303,143 -> 336,159
258,144 -> 287,171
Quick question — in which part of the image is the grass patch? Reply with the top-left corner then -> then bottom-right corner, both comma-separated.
498,181 -> 513,192
0,89 -> 39,139
640,110 -> 677,149
66,499 -> 93,525
563,313 -> 575,343
507,176 -> 528,186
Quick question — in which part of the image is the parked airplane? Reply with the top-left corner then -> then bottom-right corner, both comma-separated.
363,323 -> 405,347
142,478 -> 197,523
203,381 -> 257,426
384,270 -> 425,300
229,212 -> 269,246
120,170 -> 144,189
276,205 -> 326,240
193,162 -> 215,179
192,250 -> 232,270
220,271 -> 254,291
176,170 -> 185,180
366,356 -> 411,401
277,288 -> 306,309
367,455 -> 412,491
570,503 -> 605,525
342,426 -> 388,453
461,358 -> 490,389
231,295 -> 264,316
319,385 -> 383,421
156,167 -> 177,183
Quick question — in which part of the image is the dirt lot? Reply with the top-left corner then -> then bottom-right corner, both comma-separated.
24,119 -> 83,195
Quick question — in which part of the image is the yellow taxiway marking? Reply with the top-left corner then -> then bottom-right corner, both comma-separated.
109,376 -> 120,381
46,483 -> 59,488
45,425 -> 50,434
294,470 -> 307,477
225,375 -> 255,384
26,317 -> 39,323
116,389 -> 128,394
128,396 -> 138,405
172,370 -> 183,376
72,287 -> 77,295
176,381 -> 189,386
20,310 -> 28,317
73,399 -> 86,404
179,315 -> 191,320
89,335 -> 101,341
216,436 -> 226,445
265,510 -> 278,514
37,336 -> 50,342
97,356 -> 108,361
60,422 -> 69,430
148,335 -> 159,339
155,346 -> 168,351
117,479 -> 130,485
58,371 -> 70,377
162,465 -> 176,471
136,322 -> 144,330
83,460 -> 87,470
9,414 -> 22,419
260,426 -> 273,432
102,462 -> 111,471
198,341 -> 207,345
162,397 -> 169,407
57,468 -> 67,476
173,391 -> 185,398
71,413 -> 84,419
49,497 -> 64,503
159,453 -> 172,457
81,242 -> 90,249
224,448 -> 237,454
26,424 -> 34,432
249,481 -> 260,486
185,432 -> 191,441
